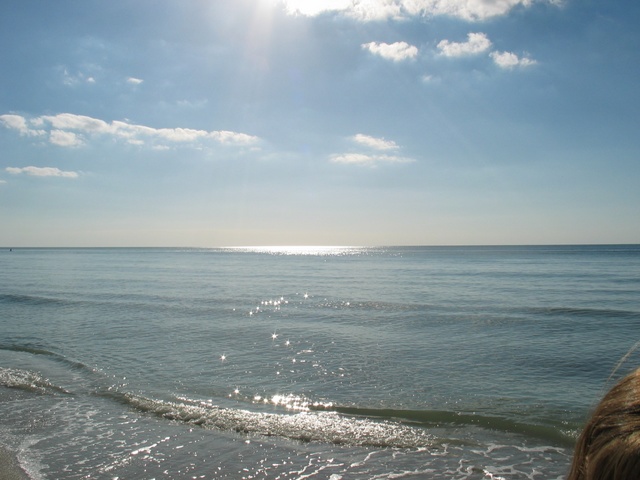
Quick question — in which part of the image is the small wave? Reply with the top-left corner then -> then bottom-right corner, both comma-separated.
120,393 -> 434,448
0,344 -> 97,374
0,293 -> 69,307
313,405 -> 576,446
529,306 -> 640,320
0,344 -> 59,357
107,389 -> 575,448
0,367 -> 71,395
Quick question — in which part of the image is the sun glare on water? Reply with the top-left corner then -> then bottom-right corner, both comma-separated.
224,246 -> 367,256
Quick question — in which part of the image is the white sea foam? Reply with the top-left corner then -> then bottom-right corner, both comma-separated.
125,393 -> 434,448
0,367 -> 70,395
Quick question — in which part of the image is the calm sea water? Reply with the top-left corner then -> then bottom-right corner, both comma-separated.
1,245 -> 639,479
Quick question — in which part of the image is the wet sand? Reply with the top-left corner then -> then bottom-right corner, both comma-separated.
0,447 -> 29,480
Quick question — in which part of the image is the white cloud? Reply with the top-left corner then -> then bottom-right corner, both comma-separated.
0,114 -> 30,134
127,77 -> 144,85
352,134 -> 399,150
0,114 -> 29,132
437,32 -> 492,57
110,121 -> 209,143
330,153 -> 414,166
280,0 -> 550,22
408,0 -> 537,21
330,153 -> 373,165
0,112 -> 260,148
0,114 -> 45,136
491,51 -> 537,68
280,0 -> 351,16
0,179 -> 6,184
37,113 -> 110,133
331,134 -> 414,166
50,130 -> 83,147
436,34 -> 537,71
362,41 -> 419,62
209,130 -> 260,144
349,1 -> 404,20
6,166 -> 79,178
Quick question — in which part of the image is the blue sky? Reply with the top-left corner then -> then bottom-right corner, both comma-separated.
0,0 -> 638,246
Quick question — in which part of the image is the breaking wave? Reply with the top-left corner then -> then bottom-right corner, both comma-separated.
120,393 -> 435,448
314,405 -> 577,446
0,366 -> 71,395
107,391 -> 577,449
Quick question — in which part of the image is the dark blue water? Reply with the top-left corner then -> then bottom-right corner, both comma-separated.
1,245 -> 639,479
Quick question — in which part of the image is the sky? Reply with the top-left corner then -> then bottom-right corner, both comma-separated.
0,0 -> 638,247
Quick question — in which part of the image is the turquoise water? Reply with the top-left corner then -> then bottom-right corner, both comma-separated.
1,245 -> 639,479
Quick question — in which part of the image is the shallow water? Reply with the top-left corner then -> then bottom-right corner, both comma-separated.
1,245 -> 639,478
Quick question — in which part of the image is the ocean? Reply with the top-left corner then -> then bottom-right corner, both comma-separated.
1,245 -> 639,479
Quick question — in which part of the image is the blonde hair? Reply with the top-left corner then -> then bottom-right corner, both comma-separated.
568,368 -> 640,480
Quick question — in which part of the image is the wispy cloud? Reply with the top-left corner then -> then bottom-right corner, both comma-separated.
437,32 -> 492,57
331,134 -> 414,167
280,0 -> 351,17
126,77 -> 144,85
177,99 -> 208,109
1,113 -> 260,149
330,153 -> 413,166
352,134 -> 399,150
280,0 -> 556,22
60,67 -> 97,86
490,51 -> 537,68
6,166 -> 79,178
362,42 -> 418,62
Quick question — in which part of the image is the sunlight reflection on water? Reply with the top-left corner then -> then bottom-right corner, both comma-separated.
221,246 -> 371,256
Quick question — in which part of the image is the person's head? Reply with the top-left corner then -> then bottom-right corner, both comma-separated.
568,367 -> 640,480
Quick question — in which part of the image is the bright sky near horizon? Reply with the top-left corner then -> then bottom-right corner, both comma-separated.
0,0 -> 638,247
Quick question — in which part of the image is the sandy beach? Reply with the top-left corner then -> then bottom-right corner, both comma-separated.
0,447 -> 29,480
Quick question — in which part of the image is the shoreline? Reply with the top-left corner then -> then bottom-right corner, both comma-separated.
0,446 -> 29,480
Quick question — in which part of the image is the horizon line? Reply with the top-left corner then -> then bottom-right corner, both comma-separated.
2,243 -> 639,249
